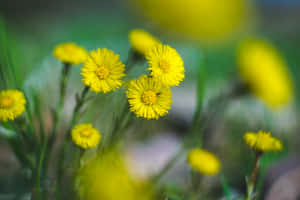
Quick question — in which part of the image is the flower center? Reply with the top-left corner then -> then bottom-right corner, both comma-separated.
96,66 -> 110,79
81,129 -> 92,137
0,96 -> 14,109
142,90 -> 157,105
159,59 -> 170,73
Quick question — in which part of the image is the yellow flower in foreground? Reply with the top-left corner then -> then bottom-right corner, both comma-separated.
126,75 -> 172,119
71,123 -> 101,149
130,0 -> 253,44
81,48 -> 126,93
244,130 -> 282,152
76,151 -> 153,200
0,90 -> 26,122
129,29 -> 160,56
237,39 -> 293,109
53,43 -> 88,65
187,148 -> 220,175
146,44 -> 185,87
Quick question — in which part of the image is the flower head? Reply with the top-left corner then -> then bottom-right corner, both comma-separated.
146,44 -> 185,87
129,29 -> 160,56
53,43 -> 88,65
76,151 -> 153,200
126,75 -> 172,119
187,148 -> 220,175
71,123 -> 101,149
81,48 -> 126,93
237,39 -> 293,109
0,90 -> 26,122
130,0 -> 253,43
244,130 -> 282,152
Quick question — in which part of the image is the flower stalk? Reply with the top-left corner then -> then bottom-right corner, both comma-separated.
245,152 -> 263,200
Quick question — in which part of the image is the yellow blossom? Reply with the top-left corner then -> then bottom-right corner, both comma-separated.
244,130 -> 282,152
81,48 -> 126,93
146,44 -> 184,87
126,75 -> 172,119
129,29 -> 161,56
71,123 -> 101,149
237,39 -> 293,109
187,148 -> 220,175
130,0 -> 253,43
0,89 -> 26,122
53,43 -> 88,65
76,151 -> 153,200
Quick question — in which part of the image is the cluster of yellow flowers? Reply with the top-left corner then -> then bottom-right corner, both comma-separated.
186,130 -> 283,176
52,29 -> 185,149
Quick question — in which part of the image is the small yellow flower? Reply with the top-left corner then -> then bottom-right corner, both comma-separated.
53,43 -> 88,65
126,75 -> 172,119
0,89 -> 26,122
129,29 -> 161,56
244,130 -> 282,152
146,44 -> 185,87
76,151 -> 153,200
71,123 -> 101,149
237,39 -> 293,109
187,148 -> 220,175
81,48 -> 126,93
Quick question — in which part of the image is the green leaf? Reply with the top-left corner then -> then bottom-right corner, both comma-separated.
221,175 -> 233,200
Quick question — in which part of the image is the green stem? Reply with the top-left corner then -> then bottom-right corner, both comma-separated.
51,62 -> 71,141
246,152 -> 262,200
36,138 -> 47,200
56,86 -> 89,200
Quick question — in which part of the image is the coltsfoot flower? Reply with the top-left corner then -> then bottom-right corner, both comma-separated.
187,148 -> 220,175
53,43 -> 88,65
237,39 -> 293,109
81,48 -> 126,93
0,89 -> 26,122
126,75 -> 172,119
244,130 -> 282,152
71,123 -> 101,149
146,44 -> 185,87
129,29 -> 160,56
76,151 -> 153,200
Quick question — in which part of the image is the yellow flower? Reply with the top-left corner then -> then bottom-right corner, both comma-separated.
53,43 -> 88,65
146,44 -> 185,87
130,0 -> 253,43
187,148 -> 220,175
76,151 -> 153,200
81,48 -> 126,93
0,89 -> 26,122
126,75 -> 172,119
244,130 -> 282,152
237,39 -> 293,109
71,123 -> 101,149
129,29 -> 160,56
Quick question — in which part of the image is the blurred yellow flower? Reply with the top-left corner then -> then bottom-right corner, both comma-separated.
71,123 -> 101,149
146,44 -> 184,87
129,29 -> 160,56
0,89 -> 26,122
187,148 -> 220,175
81,48 -> 125,93
76,151 -> 153,200
126,75 -> 172,119
244,130 -> 282,152
130,0 -> 253,43
237,39 -> 293,109
53,43 -> 88,65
